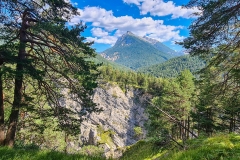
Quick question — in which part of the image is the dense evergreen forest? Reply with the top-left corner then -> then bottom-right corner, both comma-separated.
0,0 -> 240,160
138,55 -> 205,78
98,65 -> 163,94
99,62 -> 240,143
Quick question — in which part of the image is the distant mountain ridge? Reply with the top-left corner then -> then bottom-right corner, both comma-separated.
100,31 -> 181,70
141,36 -> 182,57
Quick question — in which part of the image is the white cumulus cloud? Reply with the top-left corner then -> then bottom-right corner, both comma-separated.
86,36 -> 118,45
123,0 -> 143,5
123,0 -> 199,19
69,7 -> 185,45
91,28 -> 109,37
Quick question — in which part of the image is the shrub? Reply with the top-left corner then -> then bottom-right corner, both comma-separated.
79,145 -> 104,157
134,127 -> 143,139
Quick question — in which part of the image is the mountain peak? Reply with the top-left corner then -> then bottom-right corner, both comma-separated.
142,36 -> 183,56
115,31 -> 137,46
100,32 -> 184,69
126,31 -> 133,34
121,31 -> 135,38
142,36 -> 158,44
101,32 -> 176,70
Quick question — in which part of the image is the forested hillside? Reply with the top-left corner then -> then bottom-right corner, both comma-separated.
138,55 -> 205,78
98,65 -> 163,94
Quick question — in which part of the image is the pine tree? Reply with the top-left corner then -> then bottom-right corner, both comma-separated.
147,70 -> 196,141
182,0 -> 240,134
0,0 -> 99,147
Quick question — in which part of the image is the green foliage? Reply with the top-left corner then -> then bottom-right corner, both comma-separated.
98,131 -> 114,147
101,32 -> 174,70
14,141 -> 40,150
133,127 -> 143,139
165,134 -> 240,160
147,70 -> 196,142
181,0 -> 240,135
138,55 -> 205,78
0,0 -> 100,146
78,145 -> 104,157
182,0 -> 239,59
0,147 -> 105,160
142,0 -> 240,146
120,140 -> 166,160
99,65 -> 163,95
97,125 -> 115,147
190,67 -> 220,135
121,134 -> 240,160
15,114 -> 77,152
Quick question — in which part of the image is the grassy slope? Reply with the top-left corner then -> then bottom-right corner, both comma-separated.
0,147 -> 105,160
121,134 -> 240,160
120,140 -> 166,160
167,134 -> 240,160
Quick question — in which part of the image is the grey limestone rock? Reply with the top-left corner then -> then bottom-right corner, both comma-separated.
64,83 -> 151,158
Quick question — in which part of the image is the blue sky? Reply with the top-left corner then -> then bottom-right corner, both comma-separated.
68,0 -> 198,52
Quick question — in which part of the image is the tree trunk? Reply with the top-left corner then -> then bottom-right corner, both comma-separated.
233,115 -> 236,132
197,114 -> 199,136
188,116 -> 190,139
229,113 -> 233,133
206,108 -> 211,136
4,9 -> 28,147
0,70 -> 4,145
179,123 -> 182,140
64,133 -> 69,153
4,49 -> 25,147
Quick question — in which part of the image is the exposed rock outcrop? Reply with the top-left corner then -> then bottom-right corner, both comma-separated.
79,83 -> 150,158
60,82 -> 150,158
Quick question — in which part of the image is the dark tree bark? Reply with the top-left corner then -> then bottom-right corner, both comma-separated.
64,133 -> 69,153
0,61 -> 4,145
187,116 -> 190,139
4,9 -> 28,147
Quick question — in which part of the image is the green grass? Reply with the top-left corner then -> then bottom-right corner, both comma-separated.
0,147 -> 106,160
165,134 -> 240,160
2,134 -> 240,160
120,134 -> 240,160
120,140 -> 166,160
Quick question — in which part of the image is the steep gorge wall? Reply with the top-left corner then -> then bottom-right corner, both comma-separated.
79,83 -> 150,158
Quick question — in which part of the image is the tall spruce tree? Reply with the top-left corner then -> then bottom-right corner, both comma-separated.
147,70 -> 196,142
182,0 -> 240,133
182,0 -> 240,101
0,0 -> 100,147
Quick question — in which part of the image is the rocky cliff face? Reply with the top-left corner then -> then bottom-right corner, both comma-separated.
78,83 -> 150,158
